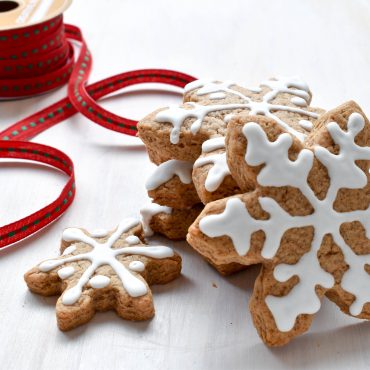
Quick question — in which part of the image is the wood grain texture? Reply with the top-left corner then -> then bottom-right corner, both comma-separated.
1,0 -> 370,369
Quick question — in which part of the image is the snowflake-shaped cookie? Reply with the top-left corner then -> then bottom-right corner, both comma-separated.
24,218 -> 181,331
187,101 -> 370,345
139,77 -> 325,207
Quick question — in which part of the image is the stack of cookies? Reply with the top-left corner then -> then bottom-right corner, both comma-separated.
138,77 -> 370,346
137,76 -> 323,250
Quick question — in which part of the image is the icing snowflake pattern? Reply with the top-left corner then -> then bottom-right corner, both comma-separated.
155,76 -> 319,144
194,137 -> 230,192
200,113 -> 370,332
39,218 -> 174,305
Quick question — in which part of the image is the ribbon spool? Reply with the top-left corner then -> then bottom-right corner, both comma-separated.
0,0 -> 196,249
0,0 -> 73,99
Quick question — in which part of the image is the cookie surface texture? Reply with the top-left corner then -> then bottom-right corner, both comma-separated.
188,100 -> 370,345
24,218 -> 181,331
138,77 -> 324,208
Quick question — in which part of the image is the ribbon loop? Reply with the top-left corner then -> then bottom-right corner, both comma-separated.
0,15 -> 196,249
0,140 -> 75,249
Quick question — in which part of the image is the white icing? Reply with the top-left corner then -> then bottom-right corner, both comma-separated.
299,119 -> 313,131
200,198 -> 258,256
89,275 -> 110,289
126,235 -> 140,245
224,113 -> 235,123
129,261 -> 145,272
145,160 -> 193,191
39,218 -> 175,305
184,79 -> 236,96
200,113 -> 370,331
243,123 -> 314,189
291,97 -> 308,107
40,260 -> 62,271
62,245 -> 76,256
261,76 -> 310,100
140,203 -> 172,237
90,229 -> 109,238
246,86 -> 262,93
62,287 -> 82,305
209,92 -> 226,100
202,137 -> 225,152
184,79 -> 216,93
194,138 -> 230,192
57,266 -> 75,279
157,76 -> 318,144
62,228 -> 84,242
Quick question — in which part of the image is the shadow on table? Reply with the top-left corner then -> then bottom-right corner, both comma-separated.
207,321 -> 370,370
255,322 -> 370,369
90,141 -> 146,153
151,273 -> 194,295
199,263 -> 370,369
224,264 -> 261,292
61,275 -> 194,341
62,311 -> 153,340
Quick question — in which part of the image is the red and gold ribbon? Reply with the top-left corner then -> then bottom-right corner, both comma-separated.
0,15 -> 196,249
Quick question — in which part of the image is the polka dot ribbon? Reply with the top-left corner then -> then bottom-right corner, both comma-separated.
0,15 -> 196,249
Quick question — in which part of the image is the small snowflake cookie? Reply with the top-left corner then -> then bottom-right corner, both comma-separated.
24,218 -> 181,331
187,101 -> 370,345
138,77 -> 325,237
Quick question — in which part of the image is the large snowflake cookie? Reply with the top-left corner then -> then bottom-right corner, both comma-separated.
188,101 -> 370,345
24,218 -> 181,331
138,77 -> 324,242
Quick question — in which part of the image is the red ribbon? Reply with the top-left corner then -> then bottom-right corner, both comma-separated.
0,15 -> 196,249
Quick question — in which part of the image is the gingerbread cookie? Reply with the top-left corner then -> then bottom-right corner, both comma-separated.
140,202 -> 203,240
145,160 -> 200,209
192,137 -> 241,204
139,77 -> 325,212
24,218 -> 181,331
188,101 -> 370,345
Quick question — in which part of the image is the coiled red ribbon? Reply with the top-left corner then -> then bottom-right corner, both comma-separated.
0,14 -> 195,249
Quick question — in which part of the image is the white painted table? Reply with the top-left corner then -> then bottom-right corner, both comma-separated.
1,0 -> 370,369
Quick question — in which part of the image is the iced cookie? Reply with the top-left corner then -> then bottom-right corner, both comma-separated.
192,137 -> 241,204
141,202 -> 203,240
138,76 -> 325,165
188,101 -> 370,345
145,160 -> 200,209
24,218 -> 181,331
139,77 -> 324,209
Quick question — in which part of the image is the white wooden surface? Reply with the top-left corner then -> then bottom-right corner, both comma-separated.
1,0 -> 370,369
